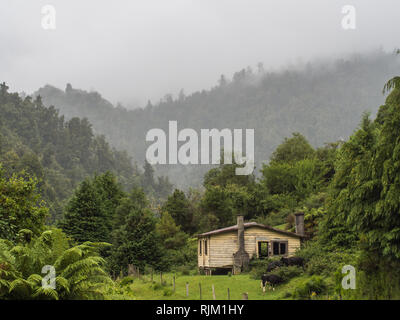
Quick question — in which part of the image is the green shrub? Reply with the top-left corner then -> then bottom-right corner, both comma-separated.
161,238 -> 198,271
293,276 -> 328,299
181,268 -> 191,276
297,241 -> 357,276
174,265 -> 194,275
270,266 -> 303,282
152,283 -> 164,290
341,251 -> 400,300
163,288 -> 173,296
119,276 -> 135,287
124,286 -> 133,294
249,257 -> 281,279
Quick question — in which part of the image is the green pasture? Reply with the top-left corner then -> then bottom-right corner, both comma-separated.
106,273 -> 324,300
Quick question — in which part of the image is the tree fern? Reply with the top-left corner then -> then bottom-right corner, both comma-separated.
0,230 -> 112,299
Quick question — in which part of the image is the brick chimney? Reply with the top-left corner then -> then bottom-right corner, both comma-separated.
237,215 -> 245,251
233,215 -> 249,274
294,212 -> 305,236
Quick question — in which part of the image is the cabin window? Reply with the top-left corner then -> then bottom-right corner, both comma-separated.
199,240 -> 202,256
280,242 -> 287,255
204,240 -> 208,255
273,242 -> 280,255
272,241 -> 288,256
258,241 -> 269,259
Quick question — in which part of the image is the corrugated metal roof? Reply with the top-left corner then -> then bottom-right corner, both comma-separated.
197,222 -> 304,238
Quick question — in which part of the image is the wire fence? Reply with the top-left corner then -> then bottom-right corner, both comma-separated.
119,264 -> 250,300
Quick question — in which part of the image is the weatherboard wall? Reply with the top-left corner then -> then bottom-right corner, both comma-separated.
198,226 -> 301,269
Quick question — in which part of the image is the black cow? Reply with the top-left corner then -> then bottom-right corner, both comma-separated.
266,260 -> 284,272
261,274 -> 283,292
280,256 -> 304,268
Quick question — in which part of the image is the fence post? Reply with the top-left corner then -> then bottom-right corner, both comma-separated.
227,288 -> 230,300
173,275 -> 176,292
212,284 -> 216,300
186,282 -> 189,297
160,272 -> 163,284
242,292 -> 248,300
199,283 -> 202,300
151,268 -> 153,282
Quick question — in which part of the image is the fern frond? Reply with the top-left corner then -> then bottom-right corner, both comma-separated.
32,286 -> 59,300
8,278 -> 33,299
55,276 -> 70,295
26,274 -> 42,286
0,279 -> 10,290
54,247 -> 83,271
60,256 -> 104,279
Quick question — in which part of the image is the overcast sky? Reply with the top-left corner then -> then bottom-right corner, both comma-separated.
1,0 -> 399,107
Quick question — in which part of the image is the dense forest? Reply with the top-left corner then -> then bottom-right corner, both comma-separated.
1,51 -> 400,300
0,83 -> 172,222
36,51 -> 399,188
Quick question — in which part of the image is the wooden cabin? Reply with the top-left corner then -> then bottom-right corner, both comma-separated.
197,214 -> 305,275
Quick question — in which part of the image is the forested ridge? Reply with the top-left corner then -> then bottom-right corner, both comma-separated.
36,51 -> 399,188
0,83 -> 172,222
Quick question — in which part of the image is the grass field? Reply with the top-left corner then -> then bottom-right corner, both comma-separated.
106,273 -> 325,300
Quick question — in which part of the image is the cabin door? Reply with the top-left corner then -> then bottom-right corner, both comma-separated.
258,241 -> 269,259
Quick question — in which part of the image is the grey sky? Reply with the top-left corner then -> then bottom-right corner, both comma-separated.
1,0 -> 399,107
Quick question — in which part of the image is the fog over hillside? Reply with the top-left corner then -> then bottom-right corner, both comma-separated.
2,0 -> 400,106
36,51 -> 400,188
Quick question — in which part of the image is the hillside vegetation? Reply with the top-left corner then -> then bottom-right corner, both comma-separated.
1,52 -> 400,300
36,51 -> 399,188
0,84 -> 172,221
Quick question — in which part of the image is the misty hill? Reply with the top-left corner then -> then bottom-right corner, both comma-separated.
0,83 -> 172,222
35,51 -> 400,188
